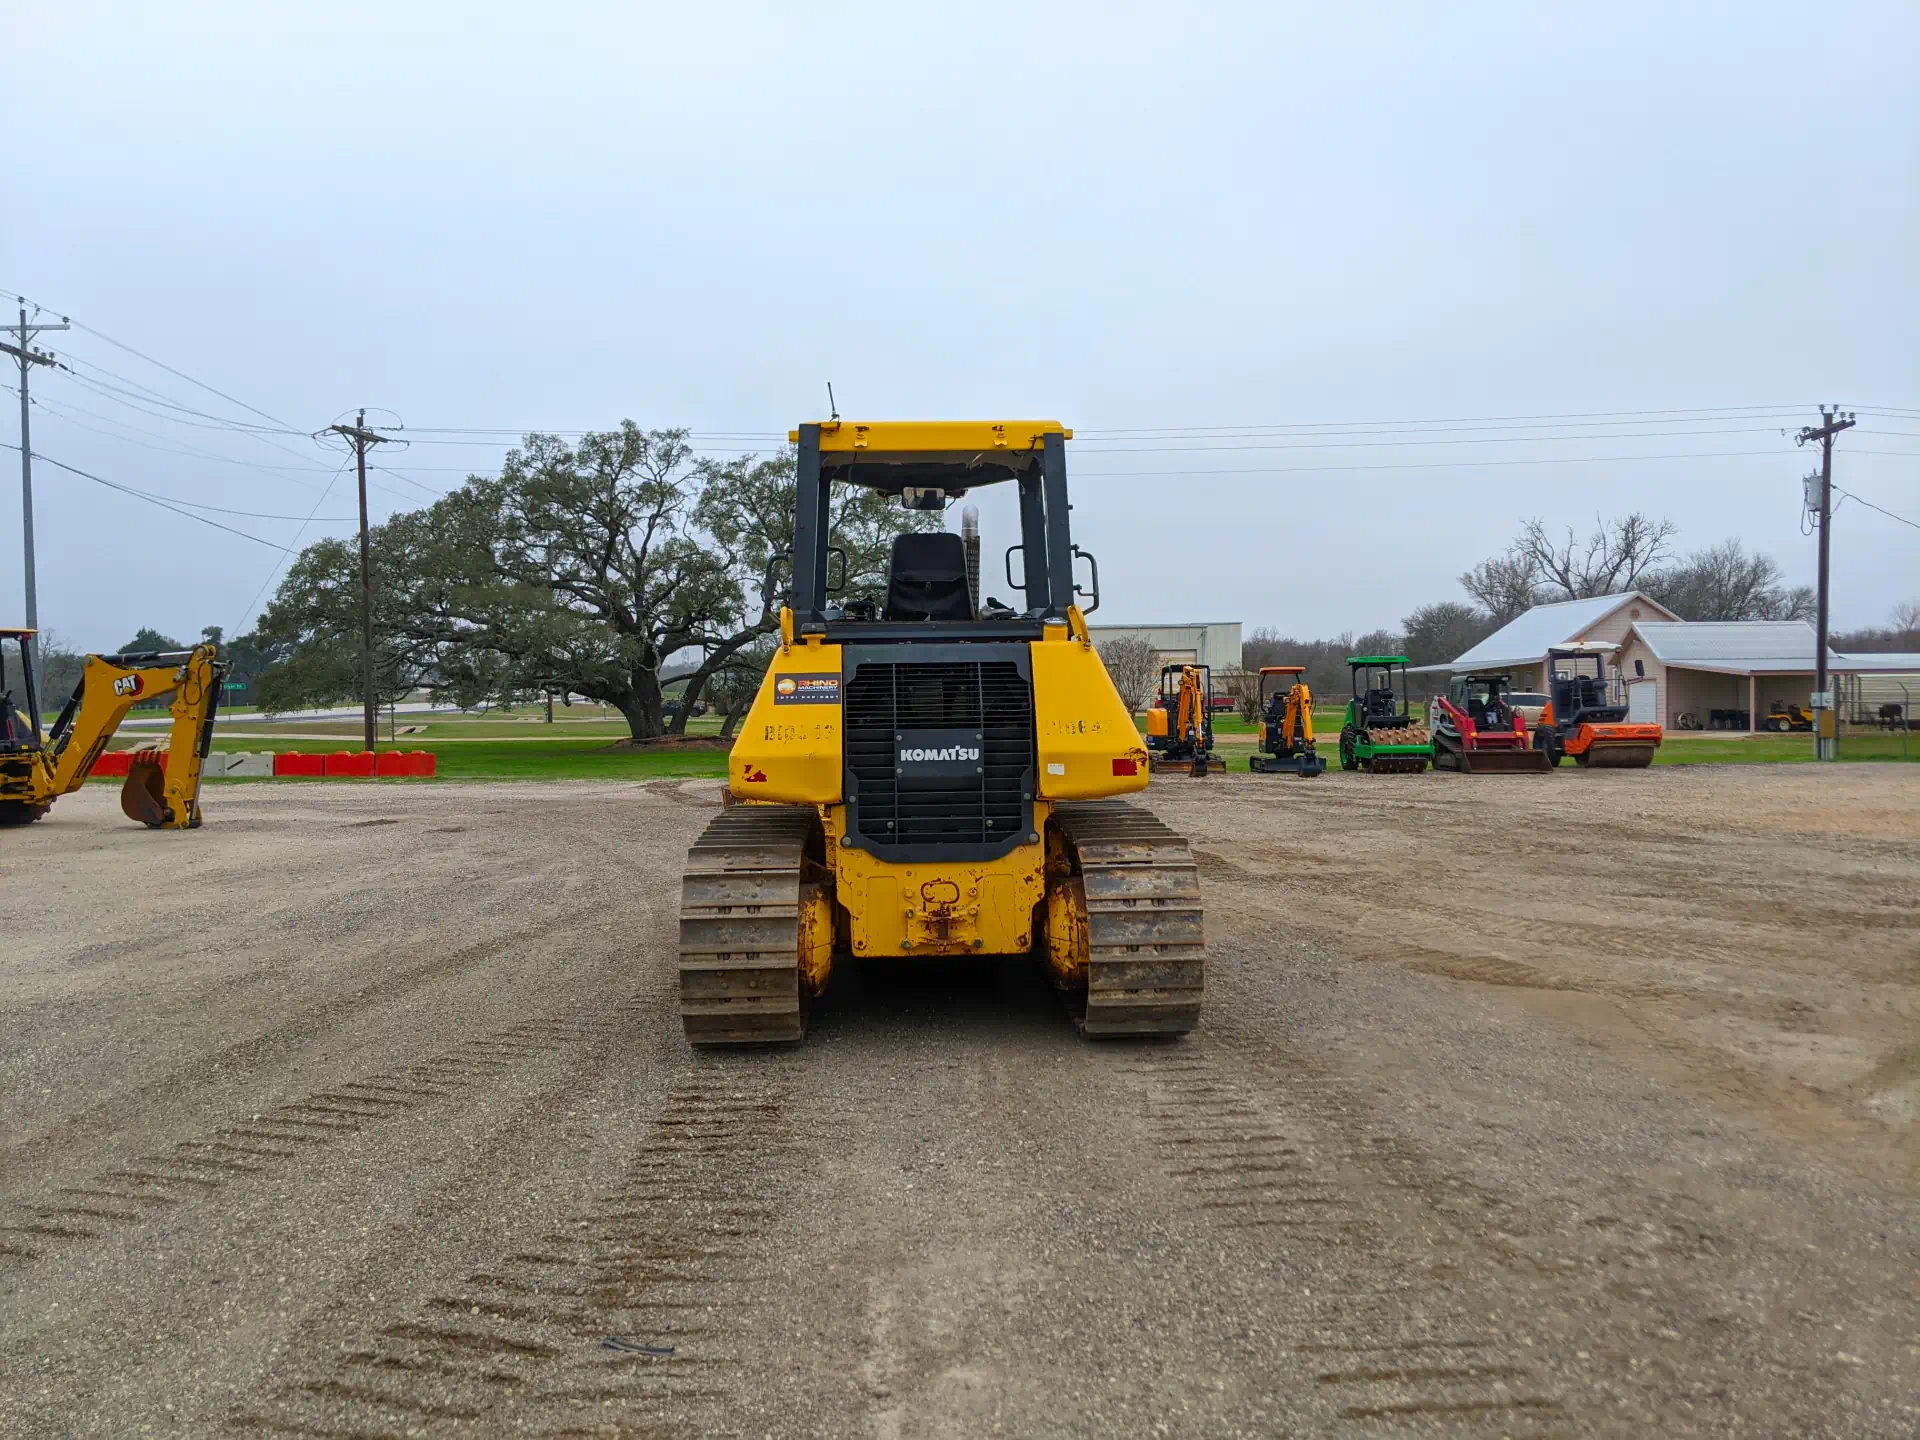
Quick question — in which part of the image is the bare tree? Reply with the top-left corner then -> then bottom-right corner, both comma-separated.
1458,552 -> 1543,625
1223,667 -> 1266,723
1894,600 -> 1920,647
1401,601 -> 1493,667
1641,540 -> 1813,621
1097,635 -> 1159,714
1519,512 -> 1677,601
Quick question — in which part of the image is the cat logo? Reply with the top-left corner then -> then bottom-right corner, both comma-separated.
112,675 -> 145,698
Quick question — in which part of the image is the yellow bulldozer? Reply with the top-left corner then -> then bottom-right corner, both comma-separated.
1,629 -> 227,828
678,420 -> 1205,1046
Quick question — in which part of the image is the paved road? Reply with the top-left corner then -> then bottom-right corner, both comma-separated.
0,774 -> 1912,1436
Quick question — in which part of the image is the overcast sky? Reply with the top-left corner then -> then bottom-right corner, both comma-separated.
8,1 -> 1916,652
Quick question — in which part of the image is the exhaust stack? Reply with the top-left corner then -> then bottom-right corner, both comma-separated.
961,504 -> 981,614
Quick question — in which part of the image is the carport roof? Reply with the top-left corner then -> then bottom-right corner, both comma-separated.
1629,620 -> 1876,675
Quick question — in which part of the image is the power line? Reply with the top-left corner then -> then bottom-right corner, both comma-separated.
1068,446 -> 1795,478
60,365 -> 303,433
1,287 -> 304,435
1835,487 -> 1920,532
236,456 -> 357,634
19,388 -> 343,481
4,444 -> 301,549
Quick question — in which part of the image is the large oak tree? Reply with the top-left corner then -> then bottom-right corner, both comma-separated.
256,425 -> 929,739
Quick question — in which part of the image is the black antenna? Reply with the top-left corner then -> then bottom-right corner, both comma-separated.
827,382 -> 839,421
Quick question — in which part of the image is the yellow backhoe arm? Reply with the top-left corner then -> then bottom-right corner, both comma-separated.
1284,681 -> 1314,747
1176,666 -> 1204,742
46,645 -> 226,828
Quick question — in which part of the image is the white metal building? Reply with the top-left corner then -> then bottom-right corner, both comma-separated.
1419,595 -> 1917,732
1415,593 -> 1682,692
1085,621 -> 1243,672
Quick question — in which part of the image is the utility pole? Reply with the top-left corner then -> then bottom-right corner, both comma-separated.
1796,405 -> 1856,762
325,409 -> 395,751
3,304 -> 71,695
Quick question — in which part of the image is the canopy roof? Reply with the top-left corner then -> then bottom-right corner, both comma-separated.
790,419 -> 1072,495
1631,620 -> 1844,675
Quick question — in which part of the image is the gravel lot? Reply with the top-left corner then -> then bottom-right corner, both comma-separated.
1,769 -> 1914,1437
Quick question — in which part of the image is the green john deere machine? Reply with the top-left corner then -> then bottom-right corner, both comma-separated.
1338,656 -> 1434,774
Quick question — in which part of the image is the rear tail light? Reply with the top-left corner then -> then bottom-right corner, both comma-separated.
1112,757 -> 1139,776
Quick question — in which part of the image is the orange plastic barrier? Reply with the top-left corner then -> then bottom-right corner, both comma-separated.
92,751 -> 132,778
325,751 -> 377,777
274,752 -> 325,776
373,750 -> 438,777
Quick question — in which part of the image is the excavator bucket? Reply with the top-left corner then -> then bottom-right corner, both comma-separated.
1461,746 -> 1553,774
119,749 -> 174,828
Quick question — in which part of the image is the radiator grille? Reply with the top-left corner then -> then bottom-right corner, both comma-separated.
844,660 -> 1033,854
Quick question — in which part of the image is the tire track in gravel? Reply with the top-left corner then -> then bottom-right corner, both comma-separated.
2,911 -> 613,1180
1118,1044 -> 1589,1435
228,1068 -> 805,1438
0,999 -> 621,1270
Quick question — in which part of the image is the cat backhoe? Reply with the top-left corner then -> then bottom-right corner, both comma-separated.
1,630 -> 227,828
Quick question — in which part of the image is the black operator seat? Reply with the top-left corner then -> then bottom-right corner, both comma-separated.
885,532 -> 974,622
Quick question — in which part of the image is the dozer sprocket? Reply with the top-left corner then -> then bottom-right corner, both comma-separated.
1054,801 -> 1205,1038
677,805 -> 820,1047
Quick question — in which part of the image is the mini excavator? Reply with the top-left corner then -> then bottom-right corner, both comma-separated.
1248,666 -> 1324,776
0,630 -> 227,828
1145,663 -> 1226,776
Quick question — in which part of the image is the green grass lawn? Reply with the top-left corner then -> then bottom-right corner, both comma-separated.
75,701 -> 1912,789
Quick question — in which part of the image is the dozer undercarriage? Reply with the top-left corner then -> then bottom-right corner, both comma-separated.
675,420 -> 1204,1047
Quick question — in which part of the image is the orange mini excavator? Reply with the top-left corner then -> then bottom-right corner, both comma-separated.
1145,663 -> 1225,776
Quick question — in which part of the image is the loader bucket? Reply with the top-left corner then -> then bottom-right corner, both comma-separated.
119,750 -> 174,828
1462,747 -> 1554,774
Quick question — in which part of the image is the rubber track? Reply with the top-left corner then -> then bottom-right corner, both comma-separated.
1055,801 -> 1205,1037
677,807 -> 814,1046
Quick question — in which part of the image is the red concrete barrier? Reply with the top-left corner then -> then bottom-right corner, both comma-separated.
274,752 -> 325,777
92,751 -> 132,778
374,750 -> 437,777
325,751 -> 377,777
